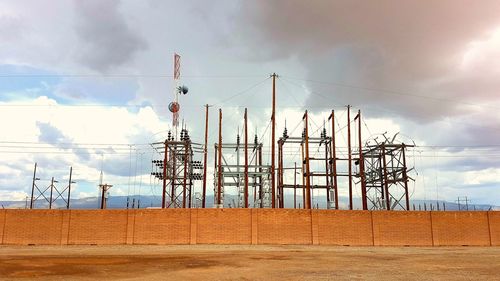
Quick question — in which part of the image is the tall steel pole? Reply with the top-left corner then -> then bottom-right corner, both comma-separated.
357,110 -> 367,210
347,105 -> 353,210
30,162 -> 37,209
271,73 -> 277,208
244,108 -> 249,208
202,104 -> 209,208
217,109 -> 223,207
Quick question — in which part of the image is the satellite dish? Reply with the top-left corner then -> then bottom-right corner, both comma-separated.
177,85 -> 189,95
168,102 -> 180,113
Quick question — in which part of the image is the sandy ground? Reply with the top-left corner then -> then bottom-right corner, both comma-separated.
0,245 -> 499,281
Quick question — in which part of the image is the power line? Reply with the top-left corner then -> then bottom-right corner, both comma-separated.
212,77 -> 270,106
0,74 -> 265,78
282,75 -> 500,110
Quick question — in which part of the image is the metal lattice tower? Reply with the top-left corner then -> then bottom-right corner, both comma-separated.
277,111 -> 338,209
214,136 -> 272,208
151,129 -> 204,208
362,134 -> 414,210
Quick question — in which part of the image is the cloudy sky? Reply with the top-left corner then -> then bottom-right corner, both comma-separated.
0,0 -> 499,207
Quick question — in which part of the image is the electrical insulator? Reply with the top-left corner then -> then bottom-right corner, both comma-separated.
254,134 -> 258,145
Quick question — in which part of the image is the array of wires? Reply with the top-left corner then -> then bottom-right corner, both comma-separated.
1,72 -> 499,206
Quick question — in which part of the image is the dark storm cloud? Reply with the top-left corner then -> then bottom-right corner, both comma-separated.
73,0 -> 148,72
230,0 -> 500,121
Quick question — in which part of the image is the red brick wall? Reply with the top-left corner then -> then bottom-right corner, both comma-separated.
133,209 -> 190,244
0,210 -> 5,244
372,211 -> 433,246
196,209 -> 252,244
256,209 -> 312,244
431,211 -> 490,246
316,210 -> 373,245
2,210 -> 63,245
0,209 -> 497,246
488,211 -> 499,246
68,210 -> 128,245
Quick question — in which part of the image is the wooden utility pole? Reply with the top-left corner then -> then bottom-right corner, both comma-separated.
329,110 -> 339,210
67,166 -> 73,209
294,162 -> 297,209
49,177 -> 56,209
217,109 -> 223,207
303,110 -> 312,209
271,73 -> 277,208
162,139 -> 168,208
347,105 -> 353,210
99,184 -> 113,209
30,163 -> 37,209
356,110 -> 367,210
244,108 -> 249,208
202,104 -> 209,208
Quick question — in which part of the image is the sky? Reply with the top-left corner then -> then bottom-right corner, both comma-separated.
0,0 -> 499,207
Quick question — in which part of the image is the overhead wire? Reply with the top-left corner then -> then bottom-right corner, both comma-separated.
282,75 -> 500,111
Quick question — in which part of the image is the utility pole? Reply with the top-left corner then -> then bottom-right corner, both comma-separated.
244,108 -> 249,208
329,110 -> 338,210
271,73 -> 277,208
49,177 -> 57,209
347,105 -> 353,210
202,104 -> 209,208
162,139 -> 168,208
303,110 -> 311,209
355,110 -> 367,210
67,166 -> 73,209
217,109 -> 223,207
99,184 -> 113,209
30,163 -> 37,209
294,162 -> 297,209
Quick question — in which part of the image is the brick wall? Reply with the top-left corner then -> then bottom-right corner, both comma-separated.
257,209 -> 312,244
372,211 -> 433,246
489,211 -> 499,246
317,210 -> 373,245
133,209 -> 190,244
0,210 -> 5,243
3,210 -> 63,245
431,211 -> 490,246
0,209 -> 497,246
68,210 -> 128,245
196,209 -> 252,244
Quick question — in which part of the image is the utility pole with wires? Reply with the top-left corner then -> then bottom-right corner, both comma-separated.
456,196 -> 470,211
271,73 -> 278,208
99,183 -> 113,209
30,164 -> 74,210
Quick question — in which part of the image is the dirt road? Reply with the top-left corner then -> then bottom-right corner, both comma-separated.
0,245 -> 499,280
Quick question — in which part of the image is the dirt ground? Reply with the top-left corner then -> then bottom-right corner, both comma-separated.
0,245 -> 499,281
